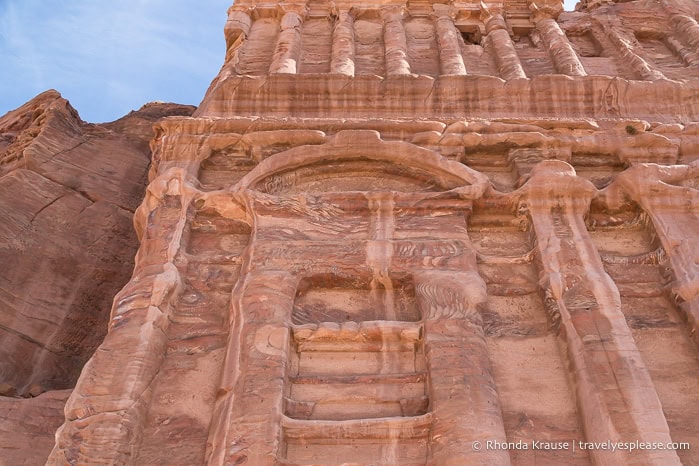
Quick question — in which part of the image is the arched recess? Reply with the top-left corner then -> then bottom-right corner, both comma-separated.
232,129 -> 489,199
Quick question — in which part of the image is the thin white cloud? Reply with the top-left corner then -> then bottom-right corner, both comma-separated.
0,2 -> 46,90
0,0 -> 230,122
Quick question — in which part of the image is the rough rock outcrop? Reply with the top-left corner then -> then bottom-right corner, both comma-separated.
0,91 -> 194,394
0,390 -> 71,466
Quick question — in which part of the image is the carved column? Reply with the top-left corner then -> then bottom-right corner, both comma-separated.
604,162 -> 699,346
224,6 -> 253,52
481,6 -> 527,80
222,7 -> 253,78
665,34 -> 699,67
48,169 -> 196,464
331,10 -> 356,76
669,15 -> 699,65
662,0 -> 699,66
415,269 -> 511,465
518,161 -> 680,465
431,9 -> 467,76
380,6 -> 412,76
270,6 -> 307,74
207,270 -> 298,465
528,1 -> 587,76
593,17 -> 666,81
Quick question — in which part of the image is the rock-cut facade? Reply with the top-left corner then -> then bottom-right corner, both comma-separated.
48,0 -> 699,464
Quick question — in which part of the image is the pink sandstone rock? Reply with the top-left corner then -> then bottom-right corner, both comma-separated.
4,0 -> 699,464
0,91 -> 194,463
0,91 -> 194,394
0,390 -> 71,466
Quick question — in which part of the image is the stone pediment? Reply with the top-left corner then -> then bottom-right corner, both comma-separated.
234,129 -> 489,198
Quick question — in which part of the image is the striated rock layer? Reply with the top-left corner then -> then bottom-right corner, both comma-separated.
0,390 -> 71,466
0,91 -> 194,464
5,0 -> 699,464
0,91 -> 194,393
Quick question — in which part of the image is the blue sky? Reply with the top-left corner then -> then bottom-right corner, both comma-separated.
0,0 -> 231,122
0,0 -> 579,123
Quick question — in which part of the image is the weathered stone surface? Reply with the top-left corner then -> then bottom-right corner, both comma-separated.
197,0 -> 699,122
0,390 -> 71,466
49,113 -> 699,465
4,0 -> 699,464
0,91 -> 194,395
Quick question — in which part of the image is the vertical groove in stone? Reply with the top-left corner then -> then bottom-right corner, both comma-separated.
520,160 -> 681,466
270,8 -> 306,74
432,13 -> 467,76
331,10 -> 356,76
483,12 -> 527,80
380,6 -> 412,76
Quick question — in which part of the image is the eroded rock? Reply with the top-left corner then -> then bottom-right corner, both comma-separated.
3,0 -> 699,464
0,91 -> 194,394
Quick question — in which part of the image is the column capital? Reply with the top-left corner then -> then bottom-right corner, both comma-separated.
480,3 -> 508,32
516,160 -> 597,211
479,1 -> 505,21
527,0 -> 563,20
227,5 -> 254,15
430,3 -> 455,20
379,5 -> 409,22
603,161 -> 699,210
224,6 -> 254,49
278,2 -> 309,20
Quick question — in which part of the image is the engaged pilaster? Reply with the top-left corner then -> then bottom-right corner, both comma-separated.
481,5 -> 527,80
431,7 -> 467,76
518,161 -> 680,466
270,5 -> 307,74
207,270 -> 298,465
380,6 -> 413,76
48,169 -> 198,465
330,10 -> 356,76
416,269 -> 511,465
528,0 -> 586,76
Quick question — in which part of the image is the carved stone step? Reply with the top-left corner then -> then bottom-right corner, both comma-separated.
285,395 -> 429,420
281,414 -> 432,465
282,414 -> 432,440
290,373 -> 426,385
287,373 -> 428,419
291,321 -> 422,352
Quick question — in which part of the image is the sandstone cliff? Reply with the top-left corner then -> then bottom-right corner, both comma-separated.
0,91 -> 194,465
